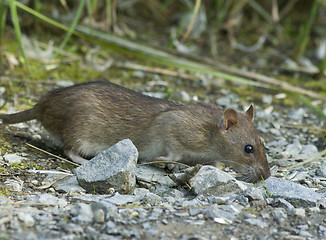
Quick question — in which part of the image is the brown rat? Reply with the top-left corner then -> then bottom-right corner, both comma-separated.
0,81 -> 270,182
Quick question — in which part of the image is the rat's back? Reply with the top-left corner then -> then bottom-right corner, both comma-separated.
33,82 -> 180,157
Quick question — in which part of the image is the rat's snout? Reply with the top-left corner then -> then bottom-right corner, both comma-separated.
238,163 -> 271,183
251,163 -> 271,182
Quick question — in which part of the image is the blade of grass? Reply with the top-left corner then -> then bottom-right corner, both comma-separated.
85,0 -> 94,27
0,0 -> 8,44
180,0 -> 201,43
294,0 -> 318,61
317,47 -> 326,78
14,1 -> 77,34
9,0 -> 30,74
248,0 -> 274,25
106,0 -> 112,29
214,0 -> 233,26
53,0 -> 86,59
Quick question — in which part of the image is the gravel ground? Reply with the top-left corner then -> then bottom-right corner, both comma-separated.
1,80 -> 326,240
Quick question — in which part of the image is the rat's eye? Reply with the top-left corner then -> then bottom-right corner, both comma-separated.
244,145 -> 254,153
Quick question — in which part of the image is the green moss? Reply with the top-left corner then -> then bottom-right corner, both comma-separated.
0,186 -> 9,197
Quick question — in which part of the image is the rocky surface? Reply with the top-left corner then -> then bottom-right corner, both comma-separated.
0,82 -> 326,240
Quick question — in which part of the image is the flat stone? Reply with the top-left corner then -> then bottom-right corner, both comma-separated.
3,153 -> 26,164
133,188 -> 161,205
243,187 -> 264,201
72,192 -> 139,206
53,176 -> 86,193
136,165 -> 176,187
244,218 -> 268,228
203,206 -> 237,224
75,139 -> 138,194
27,193 -> 67,206
189,166 -> 247,196
264,177 -> 323,207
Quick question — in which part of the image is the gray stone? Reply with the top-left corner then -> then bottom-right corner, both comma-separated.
53,176 -> 86,193
203,206 -> 237,224
61,223 -> 84,234
91,201 -> 117,213
271,198 -> 294,209
289,108 -> 307,121
299,230 -> 312,237
299,144 -> 318,159
14,232 -> 38,240
307,207 -> 320,213
93,208 -> 105,223
244,218 -> 268,228
207,196 -> 229,205
17,212 -> 35,227
91,201 -> 118,221
319,225 -> 326,237
149,208 -> 163,220
290,208 -> 306,218
264,177 -> 323,207
71,192 -> 138,206
161,188 -> 184,199
70,202 -> 94,224
3,153 -> 26,164
283,139 -> 302,158
105,221 -> 119,235
27,193 -> 67,206
189,166 -> 247,196
75,139 -> 138,194
290,171 -> 309,182
133,188 -> 161,205
85,226 -> 99,236
136,165 -> 176,187
3,179 -> 23,192
119,208 -> 139,219
272,208 -> 287,224
0,195 -> 12,203
243,187 -> 264,201
103,192 -> 138,205
175,90 -> 191,102
317,163 -> 326,177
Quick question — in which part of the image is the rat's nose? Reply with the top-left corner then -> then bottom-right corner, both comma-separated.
253,163 -> 271,182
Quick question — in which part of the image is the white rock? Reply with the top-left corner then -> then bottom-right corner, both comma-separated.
3,179 -> 23,192
17,212 -> 35,227
189,166 -> 248,196
3,153 -> 26,164
75,139 -> 138,194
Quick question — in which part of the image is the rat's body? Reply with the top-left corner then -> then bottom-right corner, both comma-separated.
0,81 -> 270,182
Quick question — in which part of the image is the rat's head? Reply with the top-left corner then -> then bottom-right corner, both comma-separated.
209,105 -> 270,182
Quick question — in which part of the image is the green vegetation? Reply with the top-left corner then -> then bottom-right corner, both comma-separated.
0,185 -> 9,197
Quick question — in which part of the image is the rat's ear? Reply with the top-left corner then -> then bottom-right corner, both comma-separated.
246,104 -> 254,121
223,108 -> 239,130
